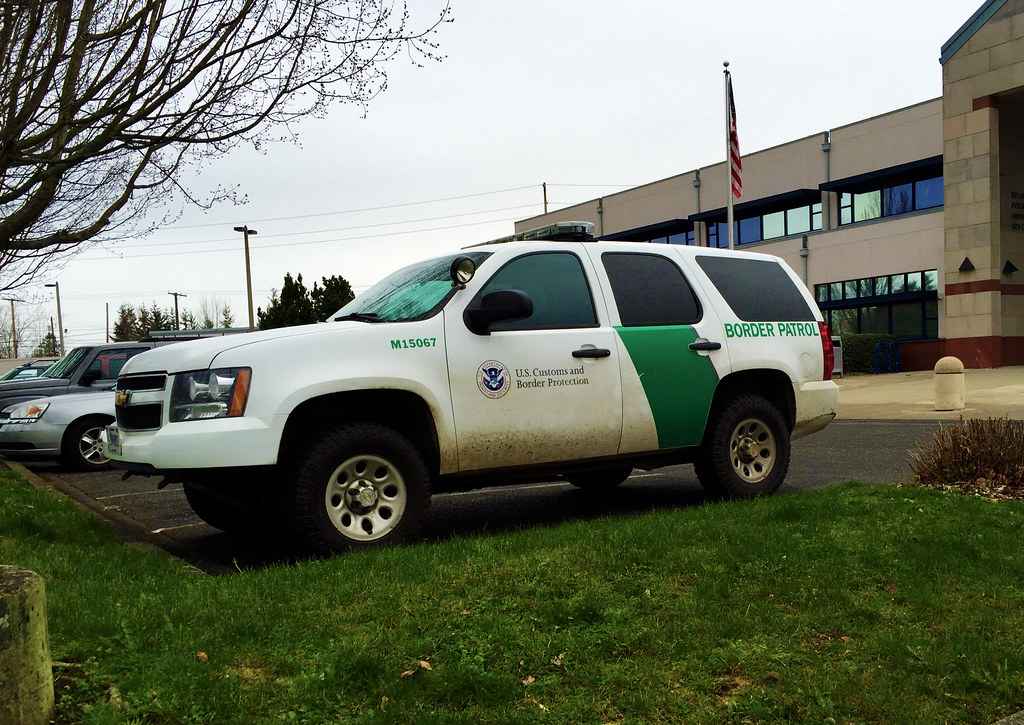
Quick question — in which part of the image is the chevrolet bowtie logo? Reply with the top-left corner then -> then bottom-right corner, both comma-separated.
115,390 -> 132,407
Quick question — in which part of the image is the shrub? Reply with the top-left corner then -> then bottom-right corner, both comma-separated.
911,419 -> 1024,498
840,333 -> 897,373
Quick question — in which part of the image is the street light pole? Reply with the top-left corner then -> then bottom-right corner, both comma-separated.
44,282 -> 64,355
233,225 -> 258,329
168,291 -> 187,330
1,298 -> 19,358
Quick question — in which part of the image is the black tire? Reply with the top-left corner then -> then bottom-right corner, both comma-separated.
695,394 -> 790,499
566,464 -> 634,491
290,423 -> 431,554
183,484 -> 241,532
60,416 -> 114,471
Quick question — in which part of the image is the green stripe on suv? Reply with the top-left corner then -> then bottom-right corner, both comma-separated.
615,326 -> 719,449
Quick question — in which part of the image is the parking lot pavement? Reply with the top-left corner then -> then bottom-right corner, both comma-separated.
25,420 -> 939,573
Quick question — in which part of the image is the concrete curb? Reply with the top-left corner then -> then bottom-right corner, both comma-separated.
1,459 -> 206,572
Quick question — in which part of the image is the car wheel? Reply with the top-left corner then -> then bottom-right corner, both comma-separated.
566,464 -> 634,491
290,423 -> 431,554
183,484 -> 241,532
695,394 -> 790,499
61,417 -> 113,471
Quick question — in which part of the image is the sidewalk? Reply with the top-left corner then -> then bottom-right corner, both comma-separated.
836,366 -> 1024,421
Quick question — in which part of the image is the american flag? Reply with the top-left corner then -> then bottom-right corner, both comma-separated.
727,74 -> 742,199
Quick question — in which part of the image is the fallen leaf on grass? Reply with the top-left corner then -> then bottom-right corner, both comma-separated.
521,675 -> 536,686
550,652 -> 565,667
418,660 -> 432,671
400,669 -> 417,679
195,651 -> 209,663
380,695 -> 389,711
525,696 -> 548,712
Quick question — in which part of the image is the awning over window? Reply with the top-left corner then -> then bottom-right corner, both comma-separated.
819,155 -> 943,194
600,218 -> 692,241
688,188 -> 822,223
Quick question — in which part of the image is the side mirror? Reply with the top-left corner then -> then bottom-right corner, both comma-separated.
449,256 -> 477,287
464,289 -> 533,335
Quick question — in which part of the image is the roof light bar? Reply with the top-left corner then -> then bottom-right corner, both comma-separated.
470,221 -> 596,247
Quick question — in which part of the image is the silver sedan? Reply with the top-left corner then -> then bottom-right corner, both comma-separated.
0,390 -> 115,470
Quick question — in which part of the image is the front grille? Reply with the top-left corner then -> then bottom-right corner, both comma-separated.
117,374 -> 166,392
116,403 -> 162,430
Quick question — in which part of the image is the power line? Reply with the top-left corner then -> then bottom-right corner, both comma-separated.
160,184 -> 539,230
115,202 -> 546,250
75,214 -> 525,262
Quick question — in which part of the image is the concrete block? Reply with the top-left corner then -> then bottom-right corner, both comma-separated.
0,568 -> 53,725
944,203 -> 969,228
967,200 -> 993,225
946,294 -> 963,317
972,130 -> 991,156
972,177 -> 992,204
977,61 -> 1024,96
956,180 -> 976,205
943,114 -> 966,139
944,83 -> 974,117
990,37 -> 1024,68
967,17 -> 1013,53
969,155 -> 992,181
964,108 -> 993,135
944,158 -> 971,185
946,49 -> 991,82
1013,13 -> 1024,40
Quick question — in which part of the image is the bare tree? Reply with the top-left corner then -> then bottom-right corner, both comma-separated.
0,305 -> 43,358
0,1 -> 452,289
199,296 -> 226,329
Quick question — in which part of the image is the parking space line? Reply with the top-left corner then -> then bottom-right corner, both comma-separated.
151,522 -> 207,534
96,487 -> 181,501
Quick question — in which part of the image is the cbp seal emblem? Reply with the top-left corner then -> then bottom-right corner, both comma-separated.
476,360 -> 510,399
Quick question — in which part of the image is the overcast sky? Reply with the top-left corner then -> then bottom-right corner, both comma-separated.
25,0 -> 977,351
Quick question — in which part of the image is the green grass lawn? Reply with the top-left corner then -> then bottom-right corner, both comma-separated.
3,469 -> 1024,724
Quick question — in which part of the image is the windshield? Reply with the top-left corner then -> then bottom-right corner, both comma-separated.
41,347 -> 91,379
333,252 -> 491,323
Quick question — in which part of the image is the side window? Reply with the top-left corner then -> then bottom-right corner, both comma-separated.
602,253 -> 702,326
477,252 -> 597,331
85,348 -> 149,380
696,256 -> 815,322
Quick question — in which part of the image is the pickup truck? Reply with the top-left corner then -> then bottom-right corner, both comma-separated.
106,238 -> 838,553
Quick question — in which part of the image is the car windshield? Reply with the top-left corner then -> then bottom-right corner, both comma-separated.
333,252 -> 491,323
41,347 -> 91,379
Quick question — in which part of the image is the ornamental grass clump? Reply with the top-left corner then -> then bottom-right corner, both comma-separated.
911,418 -> 1024,499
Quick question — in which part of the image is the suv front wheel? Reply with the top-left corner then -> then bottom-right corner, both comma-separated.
695,394 -> 790,499
290,423 -> 431,554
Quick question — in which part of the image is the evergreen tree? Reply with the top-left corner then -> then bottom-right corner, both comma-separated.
136,305 -> 153,337
148,303 -> 171,332
32,332 -> 59,356
257,273 -> 315,330
221,304 -> 234,329
112,304 -> 141,341
180,309 -> 198,330
311,274 -> 355,320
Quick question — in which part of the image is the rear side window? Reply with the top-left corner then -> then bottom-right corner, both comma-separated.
602,253 -> 702,326
477,252 -> 598,331
696,256 -> 815,322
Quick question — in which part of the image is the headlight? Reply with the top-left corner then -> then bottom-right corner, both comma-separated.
3,401 -> 49,423
170,368 -> 251,422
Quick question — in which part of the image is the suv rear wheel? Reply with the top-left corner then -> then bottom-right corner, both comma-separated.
695,394 -> 790,499
290,423 -> 431,554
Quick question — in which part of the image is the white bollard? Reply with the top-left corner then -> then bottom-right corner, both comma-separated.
934,356 -> 966,411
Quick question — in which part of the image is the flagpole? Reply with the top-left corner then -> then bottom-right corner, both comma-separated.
724,61 -> 735,251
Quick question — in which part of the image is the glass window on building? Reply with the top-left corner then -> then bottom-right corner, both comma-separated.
786,206 -> 811,235
815,269 -> 939,340
883,183 -> 913,216
763,211 -> 785,240
811,202 -> 823,231
738,216 -> 762,245
915,177 -> 944,209
854,190 -> 882,222
840,193 -> 853,225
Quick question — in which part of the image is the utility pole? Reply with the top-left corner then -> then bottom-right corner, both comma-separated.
105,302 -> 110,342
50,317 -> 56,353
2,298 -> 23,358
168,291 -> 187,330
233,225 -> 258,329
542,182 -> 548,214
44,282 -> 64,355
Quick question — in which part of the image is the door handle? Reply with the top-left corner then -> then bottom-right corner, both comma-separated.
572,347 -> 611,359
688,338 -> 722,352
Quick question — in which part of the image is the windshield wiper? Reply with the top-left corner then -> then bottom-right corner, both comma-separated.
334,312 -> 383,323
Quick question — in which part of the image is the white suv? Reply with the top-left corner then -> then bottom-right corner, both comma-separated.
106,237 -> 838,552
